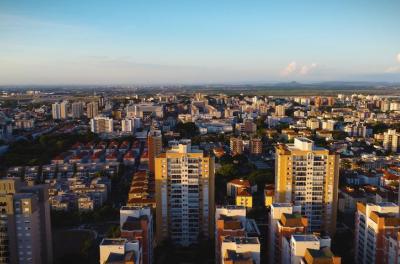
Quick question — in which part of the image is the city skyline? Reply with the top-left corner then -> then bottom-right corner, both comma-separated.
1,0 -> 400,85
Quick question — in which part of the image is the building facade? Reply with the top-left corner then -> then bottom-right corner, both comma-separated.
274,138 -> 339,235
155,140 -> 215,246
0,179 -> 53,264
355,202 -> 400,264
90,116 -> 114,133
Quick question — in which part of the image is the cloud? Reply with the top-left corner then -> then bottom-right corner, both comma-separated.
385,66 -> 400,73
280,61 -> 297,76
0,14 -> 84,32
281,61 -> 318,76
299,63 -> 317,75
384,53 -> 400,73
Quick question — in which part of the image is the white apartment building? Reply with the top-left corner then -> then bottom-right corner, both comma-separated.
282,234 -> 336,264
90,116 -> 114,133
322,120 -> 336,131
121,118 -> 135,132
220,237 -> 260,264
355,202 -> 400,264
268,203 -> 305,264
383,129 -> 400,153
126,104 -> 163,119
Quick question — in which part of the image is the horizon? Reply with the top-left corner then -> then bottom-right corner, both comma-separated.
1,0 -> 400,85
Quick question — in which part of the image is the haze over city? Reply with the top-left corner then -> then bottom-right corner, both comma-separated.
1,0 -> 400,85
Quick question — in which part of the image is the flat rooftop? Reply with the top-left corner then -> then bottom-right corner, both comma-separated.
223,236 -> 259,244
101,238 -> 127,246
292,234 -> 319,242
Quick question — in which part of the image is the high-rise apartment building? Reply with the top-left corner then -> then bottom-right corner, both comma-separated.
148,130 -> 162,174
314,97 -> 323,108
268,203 -> 307,264
90,116 -> 114,133
51,101 -> 68,119
155,139 -> 215,246
86,101 -> 99,119
355,202 -> 400,264
383,129 -> 400,153
327,97 -> 335,107
275,105 -> 286,117
121,118 -> 135,133
230,137 -> 244,156
275,138 -> 339,234
250,138 -> 262,155
71,101 -> 84,119
0,179 -> 53,264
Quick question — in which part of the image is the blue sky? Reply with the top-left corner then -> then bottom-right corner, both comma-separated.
1,0 -> 400,85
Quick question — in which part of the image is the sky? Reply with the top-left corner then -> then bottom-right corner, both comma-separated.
1,0 -> 400,85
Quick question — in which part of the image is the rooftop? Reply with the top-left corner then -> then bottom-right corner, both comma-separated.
292,234 -> 319,242
101,238 -> 127,246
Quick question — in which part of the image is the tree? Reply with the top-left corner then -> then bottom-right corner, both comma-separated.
106,225 -> 121,238
175,122 -> 199,138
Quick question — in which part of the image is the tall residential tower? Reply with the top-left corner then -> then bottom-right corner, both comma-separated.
155,139 -> 215,246
274,138 -> 339,235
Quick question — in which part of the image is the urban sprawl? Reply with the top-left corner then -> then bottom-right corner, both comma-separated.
1,89 -> 400,264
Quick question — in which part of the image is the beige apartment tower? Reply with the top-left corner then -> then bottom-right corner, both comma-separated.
274,138 -> 339,235
86,101 -> 99,119
155,139 -> 215,246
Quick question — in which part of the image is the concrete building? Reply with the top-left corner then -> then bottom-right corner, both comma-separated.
121,118 -> 135,133
120,206 -> 153,264
71,101 -> 84,119
276,105 -> 286,117
90,116 -> 114,133
268,203 -> 307,264
355,202 -> 400,264
322,120 -> 336,131
306,119 -> 320,130
282,234 -> 339,264
99,238 -> 141,264
274,138 -> 340,235
383,129 -> 400,153
155,139 -> 215,246
250,138 -> 262,155
230,137 -> 244,156
215,206 -> 247,263
52,101 -> 68,119
0,179 -> 53,264
87,101 -> 99,119
148,130 -> 162,174
236,190 -> 252,208
221,237 -> 260,264
385,231 -> 400,264
126,104 -> 163,120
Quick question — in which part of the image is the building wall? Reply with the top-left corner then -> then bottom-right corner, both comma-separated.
155,145 -> 214,246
